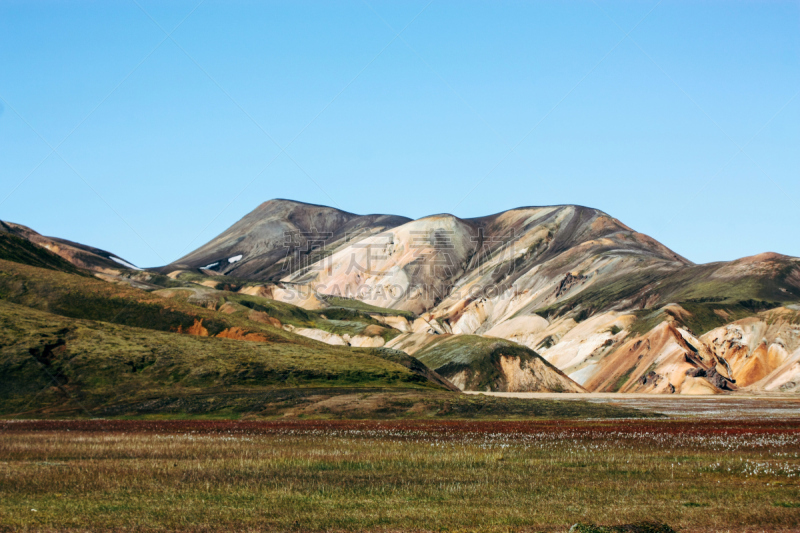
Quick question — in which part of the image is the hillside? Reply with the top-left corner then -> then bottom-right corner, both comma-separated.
173,200 -> 800,394
0,300 -> 446,416
0,255 -> 475,417
1,220 -> 139,273
409,335 -> 585,393
0,272 -> 642,418
162,199 -> 411,280
5,199 -> 799,400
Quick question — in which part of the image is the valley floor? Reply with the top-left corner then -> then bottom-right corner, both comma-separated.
1,418 -> 798,532
466,392 -> 800,419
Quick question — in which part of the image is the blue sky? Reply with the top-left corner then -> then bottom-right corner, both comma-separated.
1,0 -> 798,268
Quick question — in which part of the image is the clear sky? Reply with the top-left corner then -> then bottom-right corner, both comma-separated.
1,0 -> 798,268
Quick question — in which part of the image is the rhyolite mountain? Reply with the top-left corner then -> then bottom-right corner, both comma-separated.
165,199 -> 800,394
4,199 -> 800,398
162,199 -> 411,280
0,211 -> 578,408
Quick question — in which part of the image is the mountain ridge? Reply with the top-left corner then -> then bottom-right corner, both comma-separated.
4,199 -> 799,397
162,199 -> 798,395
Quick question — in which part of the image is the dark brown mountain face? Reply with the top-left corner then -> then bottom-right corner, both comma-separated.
0,220 -> 138,273
162,199 -> 411,281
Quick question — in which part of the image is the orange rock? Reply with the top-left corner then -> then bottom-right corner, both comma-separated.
176,319 -> 209,337
215,327 -> 269,342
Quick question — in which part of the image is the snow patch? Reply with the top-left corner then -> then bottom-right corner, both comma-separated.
110,256 -> 142,271
228,254 -> 243,263
200,262 -> 219,270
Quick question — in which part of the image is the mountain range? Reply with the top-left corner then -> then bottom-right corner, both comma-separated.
3,199 -> 799,415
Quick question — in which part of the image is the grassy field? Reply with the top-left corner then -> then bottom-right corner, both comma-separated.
0,419 -> 798,532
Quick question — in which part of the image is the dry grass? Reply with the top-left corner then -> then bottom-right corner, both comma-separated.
0,419 -> 798,532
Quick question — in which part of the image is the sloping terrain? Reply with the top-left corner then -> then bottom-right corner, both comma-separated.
411,335 -> 585,393
162,199 -> 411,280
0,258 -> 292,343
235,203 -> 796,394
282,205 -> 692,319
0,228 -> 86,275
0,255 -> 574,395
701,307 -> 800,392
1,220 -> 139,273
0,257 -> 441,363
0,300 -> 452,416
153,285 -> 405,348
8,199 -> 800,397
0,257 -> 464,416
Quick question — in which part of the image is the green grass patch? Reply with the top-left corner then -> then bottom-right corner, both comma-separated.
610,367 -> 634,392
320,295 -> 416,319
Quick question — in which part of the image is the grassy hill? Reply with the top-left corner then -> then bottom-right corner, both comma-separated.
0,300 -> 444,416
0,300 -> 645,419
0,258 -> 309,342
0,258 -> 458,414
413,335 -> 584,392
154,286 -> 403,343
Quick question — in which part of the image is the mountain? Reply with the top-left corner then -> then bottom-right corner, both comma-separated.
162,199 -> 411,280
1,220 -> 140,273
173,200 -> 800,394
5,199 -> 798,402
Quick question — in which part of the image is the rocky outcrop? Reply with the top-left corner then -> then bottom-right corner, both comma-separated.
176,319 -> 209,337
701,308 -> 800,391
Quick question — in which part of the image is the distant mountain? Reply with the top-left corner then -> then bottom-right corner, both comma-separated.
1,220 -> 140,273
169,199 -> 800,394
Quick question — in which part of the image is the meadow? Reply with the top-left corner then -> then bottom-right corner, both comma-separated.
1,418 -> 798,532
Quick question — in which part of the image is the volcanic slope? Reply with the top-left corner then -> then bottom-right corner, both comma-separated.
174,200 -> 800,394
2,246 -> 645,416
163,199 -> 411,281
1,220 -> 140,273
410,335 -> 585,393
282,205 -> 692,317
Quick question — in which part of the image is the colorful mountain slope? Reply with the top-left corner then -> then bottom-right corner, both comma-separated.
163,199 -> 411,280
172,200 -> 800,394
